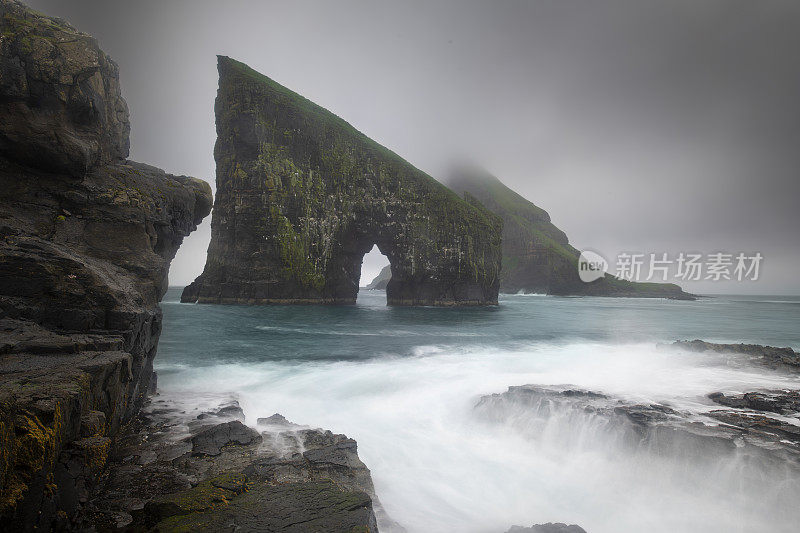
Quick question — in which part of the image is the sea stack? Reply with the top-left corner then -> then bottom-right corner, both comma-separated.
182,56 -> 502,306
0,1 -> 213,528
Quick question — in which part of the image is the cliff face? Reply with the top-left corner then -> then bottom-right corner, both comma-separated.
448,166 -> 693,299
183,56 -> 502,306
0,1 -> 212,529
0,0 -> 129,176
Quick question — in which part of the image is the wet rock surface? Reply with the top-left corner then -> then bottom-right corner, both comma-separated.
668,340 -> 800,370
708,390 -> 800,414
81,396 -> 388,532
0,1 -> 212,529
191,421 -> 263,457
477,383 -> 800,465
182,56 -> 502,307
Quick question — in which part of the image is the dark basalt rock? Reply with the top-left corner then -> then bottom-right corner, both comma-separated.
84,400 -> 386,533
477,384 -> 800,464
708,390 -> 800,415
257,413 -> 301,429
182,56 -> 502,306
0,1 -> 213,529
447,165 -> 695,299
190,420 -> 263,456
507,524 -> 587,533
669,339 -> 800,370
196,400 -> 246,421
0,0 -> 130,176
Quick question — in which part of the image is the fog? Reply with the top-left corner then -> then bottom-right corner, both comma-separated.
26,0 -> 800,294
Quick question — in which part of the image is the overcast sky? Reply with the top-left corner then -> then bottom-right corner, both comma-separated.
27,0 -> 800,294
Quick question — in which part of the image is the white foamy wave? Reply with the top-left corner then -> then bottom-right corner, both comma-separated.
156,341 -> 800,533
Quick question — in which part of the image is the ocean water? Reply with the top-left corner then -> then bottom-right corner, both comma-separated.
157,289 -> 800,533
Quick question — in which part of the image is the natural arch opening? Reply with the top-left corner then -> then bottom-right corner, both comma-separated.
359,244 -> 391,297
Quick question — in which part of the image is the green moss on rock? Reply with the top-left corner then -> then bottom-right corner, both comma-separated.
184,56 -> 502,306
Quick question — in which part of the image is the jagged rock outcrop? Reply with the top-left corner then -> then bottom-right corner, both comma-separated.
448,165 -> 694,299
0,2 -> 212,530
668,340 -> 800,370
82,397 -> 387,532
366,264 -> 392,290
476,384 -> 800,465
182,56 -> 502,306
0,0 -> 129,176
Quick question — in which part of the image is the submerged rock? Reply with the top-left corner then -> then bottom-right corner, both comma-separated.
0,1 -> 213,529
669,340 -> 800,370
182,56 -> 502,306
447,165 -> 694,299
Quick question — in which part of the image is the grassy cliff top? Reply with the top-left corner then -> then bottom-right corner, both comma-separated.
448,166 -> 576,262
217,56 -> 496,225
447,165 -> 552,224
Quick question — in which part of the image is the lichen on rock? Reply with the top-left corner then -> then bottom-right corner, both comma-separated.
183,56 -> 502,306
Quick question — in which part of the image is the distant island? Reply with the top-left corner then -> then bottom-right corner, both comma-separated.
447,166 -> 694,299
366,264 -> 392,290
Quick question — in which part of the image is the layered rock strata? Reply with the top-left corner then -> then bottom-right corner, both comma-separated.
477,384 -> 800,466
0,1 -> 212,529
82,396 -> 389,532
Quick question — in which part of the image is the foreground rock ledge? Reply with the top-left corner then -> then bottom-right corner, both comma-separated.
81,398 -> 390,532
182,56 -> 502,307
0,1 -> 212,529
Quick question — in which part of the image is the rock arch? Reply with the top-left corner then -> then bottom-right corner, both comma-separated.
182,57 -> 501,306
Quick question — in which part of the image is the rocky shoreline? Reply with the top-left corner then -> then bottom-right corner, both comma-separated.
477,383 -> 800,468
78,394 -> 396,532
665,339 -> 800,370
1,0 -> 797,531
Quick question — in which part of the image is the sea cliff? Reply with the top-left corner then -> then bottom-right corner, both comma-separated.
0,1 -> 212,528
448,166 -> 693,299
182,57 -> 502,307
